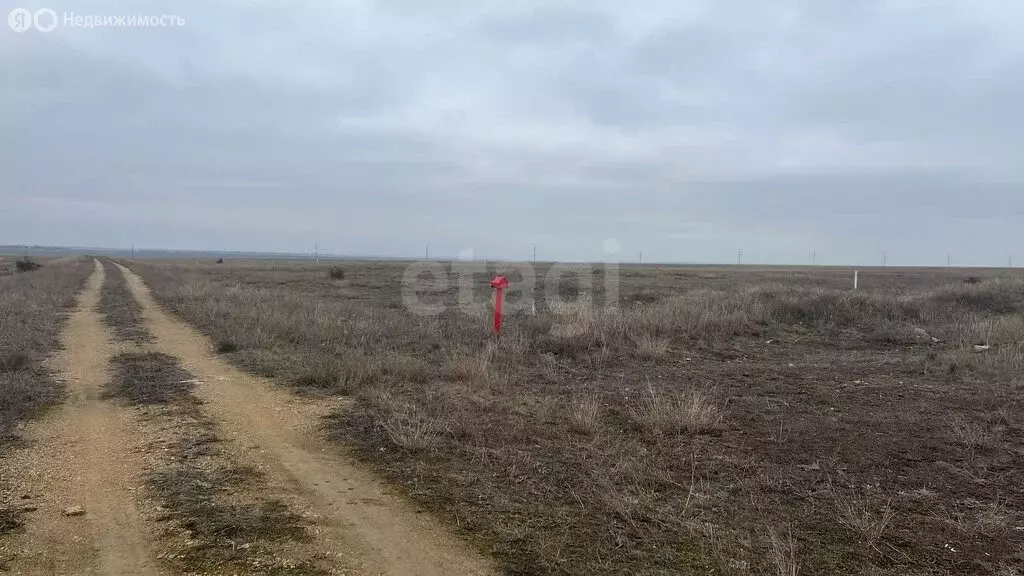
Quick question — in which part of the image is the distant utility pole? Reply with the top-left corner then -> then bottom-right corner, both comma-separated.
811,250 -> 817,266
533,245 -> 537,263
737,249 -> 743,266
947,253 -> 951,267
639,250 -> 643,265
314,242 -> 319,264
882,251 -> 887,267
425,242 -> 430,261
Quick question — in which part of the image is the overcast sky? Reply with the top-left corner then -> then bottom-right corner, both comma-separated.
2,1 -> 1023,265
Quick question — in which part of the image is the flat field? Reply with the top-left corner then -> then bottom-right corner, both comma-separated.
0,257 -> 93,445
0,258 -> 93,537
127,259 -> 1024,575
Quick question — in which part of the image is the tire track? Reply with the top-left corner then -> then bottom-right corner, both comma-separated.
116,262 -> 494,576
1,260 -> 164,575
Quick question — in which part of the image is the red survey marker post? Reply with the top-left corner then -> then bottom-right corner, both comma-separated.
490,275 -> 509,334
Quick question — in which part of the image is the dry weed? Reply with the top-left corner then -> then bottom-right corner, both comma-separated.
445,348 -> 493,385
377,395 -> 447,451
766,525 -> 800,576
127,260 -> 1024,575
832,490 -> 895,547
0,258 -> 92,444
945,500 -> 1014,536
629,382 -> 724,434
97,261 -> 151,343
948,415 -> 1003,453
567,396 -> 601,434
631,332 -> 670,359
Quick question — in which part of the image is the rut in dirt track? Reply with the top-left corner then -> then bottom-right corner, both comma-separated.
1,260 -> 165,575
115,262 -> 495,576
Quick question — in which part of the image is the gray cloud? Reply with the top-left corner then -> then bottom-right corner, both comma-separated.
2,0 -> 1023,264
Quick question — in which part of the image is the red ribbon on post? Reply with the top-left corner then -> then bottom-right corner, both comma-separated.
490,275 -> 509,334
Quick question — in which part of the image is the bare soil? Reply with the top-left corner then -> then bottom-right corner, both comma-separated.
126,259 -> 1024,575
98,261 -> 341,574
0,260 -> 166,575
0,257 -> 92,446
4,256 -> 496,575
116,263 -> 495,576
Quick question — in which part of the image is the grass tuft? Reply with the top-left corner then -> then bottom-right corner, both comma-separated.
832,490 -> 895,548
567,396 -> 601,434
379,400 -> 447,451
629,383 -> 724,435
105,340 -> 325,574
104,352 -> 196,405
97,261 -> 152,342
945,501 -> 1014,536
948,415 -> 1003,453
766,525 -> 800,576
631,333 -> 670,359
0,507 -> 25,535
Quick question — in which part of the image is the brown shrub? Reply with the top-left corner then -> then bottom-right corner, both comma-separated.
928,279 -> 1024,315
14,257 -> 40,273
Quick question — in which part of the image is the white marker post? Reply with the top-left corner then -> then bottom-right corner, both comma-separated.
854,270 -> 859,290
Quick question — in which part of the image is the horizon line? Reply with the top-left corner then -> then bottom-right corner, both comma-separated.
1,244 -> 1019,270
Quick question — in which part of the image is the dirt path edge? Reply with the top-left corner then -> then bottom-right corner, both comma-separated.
116,262 -> 495,576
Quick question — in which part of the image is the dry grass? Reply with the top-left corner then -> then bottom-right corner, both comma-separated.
101,334 -> 324,574
631,332 -> 670,359
0,258 -> 92,445
948,415 -> 1004,454
128,259 -> 1024,575
149,461 -> 320,575
566,396 -> 601,434
832,490 -> 896,548
945,500 -> 1015,536
97,261 -> 151,343
767,525 -> 800,576
629,382 -> 725,435
104,352 -> 196,406
348,389 -> 451,453
376,394 -> 448,451
0,507 -> 24,536
0,257 -> 92,535
444,345 -> 496,386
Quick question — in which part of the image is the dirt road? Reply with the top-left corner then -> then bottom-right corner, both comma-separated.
115,263 -> 494,576
1,260 -> 165,575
